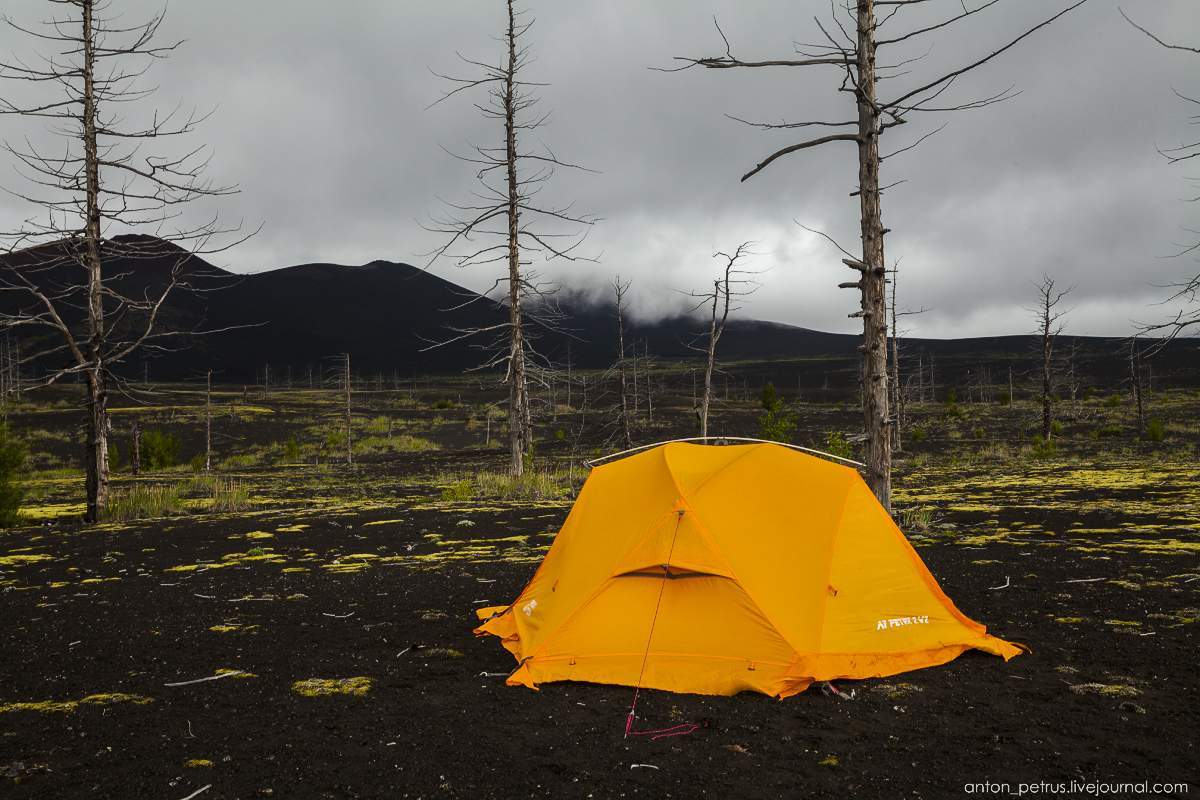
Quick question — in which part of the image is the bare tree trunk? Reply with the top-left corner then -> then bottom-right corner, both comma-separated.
700,283 -> 721,438
889,263 -> 902,453
615,279 -> 633,449
344,352 -> 353,465
504,0 -> 530,476
204,369 -> 212,472
645,340 -> 653,424
853,0 -> 891,511
1129,339 -> 1145,435
1035,277 -> 1069,441
81,1 -> 109,522
131,418 -> 141,477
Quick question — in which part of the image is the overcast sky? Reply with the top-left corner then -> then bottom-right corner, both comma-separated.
1,0 -> 1197,337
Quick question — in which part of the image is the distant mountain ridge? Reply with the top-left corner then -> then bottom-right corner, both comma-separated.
1,235 -> 1195,387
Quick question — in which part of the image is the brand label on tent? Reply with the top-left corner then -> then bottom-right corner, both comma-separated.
875,615 -> 930,631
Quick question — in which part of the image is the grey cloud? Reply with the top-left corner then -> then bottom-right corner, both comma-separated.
0,0 -> 1195,337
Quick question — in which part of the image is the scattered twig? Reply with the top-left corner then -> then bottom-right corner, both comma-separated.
322,611 -> 355,619
478,671 -> 508,677
630,764 -> 659,770
1062,578 -> 1105,584
987,576 -> 1011,590
186,719 -> 196,739
396,646 -> 412,657
164,670 -> 246,687
193,593 -> 216,600
176,784 -> 212,800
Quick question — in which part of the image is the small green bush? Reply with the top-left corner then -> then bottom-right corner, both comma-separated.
141,429 -> 181,470
1050,420 -> 1064,437
757,382 -> 797,441
972,426 -> 986,440
1145,418 -> 1165,443
1093,423 -> 1122,440
0,425 -> 28,527
431,398 -> 456,410
909,425 -> 927,443
824,431 -> 854,460
1030,436 -> 1057,459
1103,394 -> 1123,408
283,437 -> 302,462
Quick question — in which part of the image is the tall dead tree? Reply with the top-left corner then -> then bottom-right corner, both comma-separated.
204,369 -> 213,472
1128,337 -> 1145,435
343,353 -> 353,465
1123,11 -> 1200,351
887,260 -> 926,452
674,0 -> 1090,511
613,276 -> 633,449
426,0 -> 596,477
1033,276 -> 1070,442
0,2 -> 247,521
687,243 -> 758,438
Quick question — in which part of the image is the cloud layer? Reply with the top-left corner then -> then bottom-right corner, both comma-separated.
1,0 -> 1196,337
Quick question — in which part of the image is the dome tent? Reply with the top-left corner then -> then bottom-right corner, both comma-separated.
475,441 -> 1021,698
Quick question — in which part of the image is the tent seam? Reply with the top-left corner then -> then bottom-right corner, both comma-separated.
814,474 -> 858,657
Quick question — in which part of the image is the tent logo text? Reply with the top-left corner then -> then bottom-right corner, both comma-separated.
876,615 -> 930,631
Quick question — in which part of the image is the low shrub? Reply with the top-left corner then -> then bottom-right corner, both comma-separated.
0,425 -> 27,528
1093,423 -> 1122,440
757,382 -> 797,441
824,431 -> 854,460
909,425 -> 927,443
141,429 -> 181,470
1103,394 -> 1123,408
1145,418 -> 1165,443
1050,420 -> 1064,437
1030,435 -> 1057,459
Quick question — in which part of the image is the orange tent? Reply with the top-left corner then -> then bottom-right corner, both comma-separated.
475,441 -> 1021,698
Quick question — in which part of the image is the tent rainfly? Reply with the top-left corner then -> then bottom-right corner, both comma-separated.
475,442 -> 1022,698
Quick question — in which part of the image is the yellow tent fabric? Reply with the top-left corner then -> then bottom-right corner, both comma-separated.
475,442 -> 1021,698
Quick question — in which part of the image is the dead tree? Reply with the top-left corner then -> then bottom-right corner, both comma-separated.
1122,11 -> 1200,351
687,243 -> 758,438
673,0 -> 1091,511
204,369 -> 213,472
1127,338 -> 1146,435
0,2 -> 248,521
425,0 -> 596,477
343,353 -> 353,465
1033,276 -> 1071,441
613,276 -> 633,449
130,419 -> 141,476
887,260 -> 926,452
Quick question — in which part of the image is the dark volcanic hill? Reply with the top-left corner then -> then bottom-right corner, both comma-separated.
1,235 -> 1196,389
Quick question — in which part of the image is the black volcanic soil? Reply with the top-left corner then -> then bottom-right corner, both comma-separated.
1,459 -> 1195,799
